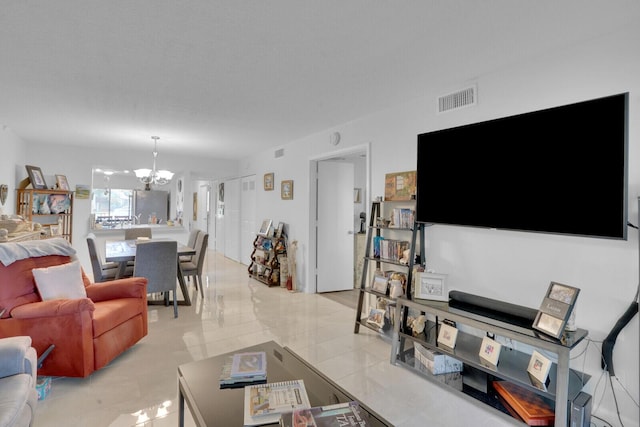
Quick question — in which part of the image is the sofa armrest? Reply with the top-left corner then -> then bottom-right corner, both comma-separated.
0,336 -> 36,379
85,277 -> 148,302
10,298 -> 95,319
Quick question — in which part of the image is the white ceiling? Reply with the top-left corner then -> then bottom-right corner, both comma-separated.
0,1 -> 638,159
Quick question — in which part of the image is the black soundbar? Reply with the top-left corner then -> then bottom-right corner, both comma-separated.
449,291 -> 538,330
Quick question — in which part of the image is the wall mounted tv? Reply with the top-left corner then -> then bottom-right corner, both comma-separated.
416,93 -> 629,240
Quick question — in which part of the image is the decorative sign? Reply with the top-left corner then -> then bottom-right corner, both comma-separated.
533,281 -> 580,339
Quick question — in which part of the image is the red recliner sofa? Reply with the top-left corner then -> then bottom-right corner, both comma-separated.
0,247 -> 148,377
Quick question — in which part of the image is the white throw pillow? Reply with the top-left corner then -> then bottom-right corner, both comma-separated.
32,261 -> 87,300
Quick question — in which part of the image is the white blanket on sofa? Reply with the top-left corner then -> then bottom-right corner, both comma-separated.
0,238 -> 76,266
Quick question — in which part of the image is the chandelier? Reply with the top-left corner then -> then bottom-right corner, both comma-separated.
134,136 -> 174,190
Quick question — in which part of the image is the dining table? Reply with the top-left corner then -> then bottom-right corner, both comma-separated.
104,239 -> 196,306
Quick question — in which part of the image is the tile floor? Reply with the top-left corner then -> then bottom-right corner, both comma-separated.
35,252 -> 519,427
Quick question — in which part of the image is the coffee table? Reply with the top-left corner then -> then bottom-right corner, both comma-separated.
178,340 -> 392,426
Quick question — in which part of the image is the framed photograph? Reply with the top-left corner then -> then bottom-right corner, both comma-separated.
49,225 -> 61,236
258,219 -> 272,236
533,281 -> 580,339
370,275 -> 389,294
366,308 -> 386,329
437,322 -> 458,349
55,174 -> 70,190
527,350 -> 552,387
281,180 -> 293,200
479,336 -> 502,366
264,173 -> 274,191
414,272 -> 448,302
275,222 -> 284,238
25,165 -> 47,189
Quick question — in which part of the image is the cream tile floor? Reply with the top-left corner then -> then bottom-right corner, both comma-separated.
35,252 -> 518,427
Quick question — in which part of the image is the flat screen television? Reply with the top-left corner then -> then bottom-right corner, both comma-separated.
416,93 -> 628,240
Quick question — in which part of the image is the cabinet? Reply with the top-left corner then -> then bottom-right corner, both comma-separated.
248,234 -> 287,287
354,200 -> 422,337
391,296 -> 590,426
16,189 -> 74,243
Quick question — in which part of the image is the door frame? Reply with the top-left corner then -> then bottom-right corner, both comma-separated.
308,142 -> 371,293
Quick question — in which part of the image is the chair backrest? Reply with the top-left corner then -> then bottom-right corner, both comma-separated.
133,240 -> 177,294
86,233 -> 105,282
194,232 -> 209,274
124,227 -> 152,240
187,229 -> 201,249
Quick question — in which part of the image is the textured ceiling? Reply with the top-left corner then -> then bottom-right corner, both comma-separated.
0,1 -> 638,159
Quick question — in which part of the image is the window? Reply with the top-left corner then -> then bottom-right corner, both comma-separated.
91,189 -> 133,223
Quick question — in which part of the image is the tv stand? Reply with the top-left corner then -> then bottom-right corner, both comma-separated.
391,296 -> 590,426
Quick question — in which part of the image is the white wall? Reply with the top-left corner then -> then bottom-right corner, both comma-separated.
0,127 -> 27,215
240,25 -> 640,425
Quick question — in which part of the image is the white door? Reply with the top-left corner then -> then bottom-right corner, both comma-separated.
317,161 -> 355,292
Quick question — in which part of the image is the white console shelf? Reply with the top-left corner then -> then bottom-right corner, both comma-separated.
391,296 -> 590,426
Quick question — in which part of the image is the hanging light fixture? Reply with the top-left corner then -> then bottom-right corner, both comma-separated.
134,136 -> 174,190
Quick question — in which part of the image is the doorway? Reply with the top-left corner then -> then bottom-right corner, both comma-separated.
311,144 -> 369,293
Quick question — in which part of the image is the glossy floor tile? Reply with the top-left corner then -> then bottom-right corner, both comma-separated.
35,252 -> 519,426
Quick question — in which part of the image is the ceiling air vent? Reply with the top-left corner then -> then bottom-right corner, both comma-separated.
438,85 -> 477,113
274,148 -> 284,158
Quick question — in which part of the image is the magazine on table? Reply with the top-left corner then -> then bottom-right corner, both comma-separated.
244,379 -> 311,426
279,401 -> 372,427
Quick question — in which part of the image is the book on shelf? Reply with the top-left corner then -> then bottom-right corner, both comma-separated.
492,381 -> 555,426
244,379 -> 311,426
390,208 -> 414,229
231,351 -> 267,378
219,355 -> 267,389
279,401 -> 372,427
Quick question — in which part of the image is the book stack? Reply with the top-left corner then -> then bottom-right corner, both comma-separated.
244,379 -> 311,426
390,208 -> 414,229
378,239 -> 410,262
219,351 -> 267,389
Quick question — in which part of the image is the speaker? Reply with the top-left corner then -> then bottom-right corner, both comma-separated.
570,392 -> 592,427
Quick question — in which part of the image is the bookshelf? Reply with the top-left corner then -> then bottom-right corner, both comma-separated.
16,189 -> 74,243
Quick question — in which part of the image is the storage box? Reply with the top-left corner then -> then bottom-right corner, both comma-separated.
36,376 -> 51,400
413,342 -> 462,375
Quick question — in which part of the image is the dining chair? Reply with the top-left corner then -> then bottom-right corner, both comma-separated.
180,232 -> 208,298
124,227 -> 152,240
86,233 -> 133,282
134,240 -> 178,318
180,228 -> 201,263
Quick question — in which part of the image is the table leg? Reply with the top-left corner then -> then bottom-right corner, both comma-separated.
116,261 -> 127,279
177,260 -> 191,306
178,382 -> 185,427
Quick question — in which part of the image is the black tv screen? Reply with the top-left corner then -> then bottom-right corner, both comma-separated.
416,93 -> 628,239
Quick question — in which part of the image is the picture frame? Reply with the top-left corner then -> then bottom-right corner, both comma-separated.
55,174 -> 70,190
264,173 -> 274,191
384,170 -> 416,201
527,350 -> 552,387
533,281 -> 580,339
75,184 -> 90,199
366,308 -> 386,329
49,225 -> 61,236
275,222 -> 284,238
258,219 -> 272,236
281,180 -> 293,200
25,165 -> 47,189
414,272 -> 448,302
437,322 -> 458,349
479,336 -> 502,367
370,274 -> 389,294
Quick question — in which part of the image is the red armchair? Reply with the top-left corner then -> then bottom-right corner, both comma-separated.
0,254 -> 148,377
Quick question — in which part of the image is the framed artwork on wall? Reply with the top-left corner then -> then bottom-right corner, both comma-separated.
264,173 -> 274,191
281,180 -> 293,200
